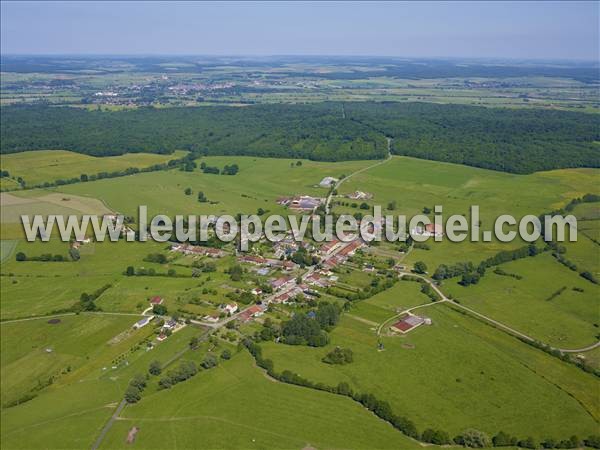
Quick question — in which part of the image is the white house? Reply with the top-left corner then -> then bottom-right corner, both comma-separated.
222,303 -> 238,315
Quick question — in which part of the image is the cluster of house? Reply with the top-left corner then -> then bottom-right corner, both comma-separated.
102,214 -> 135,238
157,318 -> 180,341
130,295 -> 186,342
277,195 -> 323,211
319,238 -> 365,269
202,302 -> 238,323
390,314 -> 432,334
238,254 -> 297,271
273,236 -> 312,259
171,243 -> 225,258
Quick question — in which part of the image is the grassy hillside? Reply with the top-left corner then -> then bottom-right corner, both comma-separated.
100,351 -> 422,450
0,150 -> 187,187
261,303 -> 599,440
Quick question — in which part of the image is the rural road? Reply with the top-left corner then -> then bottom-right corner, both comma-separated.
91,399 -> 126,450
325,139 -> 393,214
0,311 -> 143,325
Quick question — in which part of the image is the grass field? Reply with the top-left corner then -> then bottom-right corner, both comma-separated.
99,351 -> 422,450
0,314 -> 137,406
0,238 -> 174,319
0,315 -> 208,449
49,156 -> 373,218
443,252 -> 600,348
336,156 -> 599,266
0,240 -> 17,263
0,150 -> 187,187
1,192 -> 112,224
261,303 -> 599,440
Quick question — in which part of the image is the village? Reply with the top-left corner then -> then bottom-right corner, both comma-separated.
121,178 -> 437,356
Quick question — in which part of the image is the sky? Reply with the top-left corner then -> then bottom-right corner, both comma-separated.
1,1 -> 598,61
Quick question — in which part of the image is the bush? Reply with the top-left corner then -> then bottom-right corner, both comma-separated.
455,429 -> 491,448
149,360 -> 162,376
201,354 -> 218,369
413,261 -> 427,274
322,347 -> 353,365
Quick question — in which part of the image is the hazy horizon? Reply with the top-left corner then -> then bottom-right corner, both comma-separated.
1,1 -> 598,61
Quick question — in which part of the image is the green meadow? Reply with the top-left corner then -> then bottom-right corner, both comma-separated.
442,252 -> 600,349
99,351 -> 422,450
0,314 -> 137,406
0,150 -> 187,187
261,302 -> 599,440
0,315 -> 208,449
47,156 -> 369,218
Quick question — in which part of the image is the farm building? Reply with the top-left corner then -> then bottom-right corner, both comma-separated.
239,255 -> 267,265
133,316 -> 154,329
319,176 -> 338,188
150,296 -> 163,305
163,319 -> 177,330
171,244 -> 225,258
290,196 -> 322,211
390,314 -> 431,334
238,305 -> 264,322
411,223 -> 444,238
347,191 -> 373,200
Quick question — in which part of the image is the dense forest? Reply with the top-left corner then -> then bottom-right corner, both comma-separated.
1,102 -> 598,173
0,104 -> 387,162
345,102 -> 600,173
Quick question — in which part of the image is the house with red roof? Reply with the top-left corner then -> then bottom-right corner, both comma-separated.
150,296 -> 163,305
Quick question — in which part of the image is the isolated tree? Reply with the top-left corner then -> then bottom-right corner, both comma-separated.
148,360 -> 162,376
129,374 -> 147,390
184,187 -> 192,195
124,385 -> 141,403
413,261 -> 428,274
229,265 -> 243,282
153,304 -> 168,315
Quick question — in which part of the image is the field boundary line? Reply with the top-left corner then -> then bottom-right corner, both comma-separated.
91,399 -> 127,450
